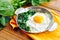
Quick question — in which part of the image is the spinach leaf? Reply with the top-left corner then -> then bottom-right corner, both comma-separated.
0,24 -> 4,30
31,0 -> 39,6
11,0 -> 27,10
0,16 -> 6,26
0,16 -> 5,30
0,0 -> 14,16
0,15 -> 10,30
11,0 -> 50,10
0,0 -> 14,30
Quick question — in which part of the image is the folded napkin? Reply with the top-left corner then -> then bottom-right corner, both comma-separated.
10,10 -> 60,40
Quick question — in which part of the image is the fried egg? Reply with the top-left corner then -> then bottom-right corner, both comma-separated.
26,12 -> 51,33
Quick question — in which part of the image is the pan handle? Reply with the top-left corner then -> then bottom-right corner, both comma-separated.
48,22 -> 57,31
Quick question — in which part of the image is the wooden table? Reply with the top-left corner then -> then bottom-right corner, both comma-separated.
0,0 -> 60,40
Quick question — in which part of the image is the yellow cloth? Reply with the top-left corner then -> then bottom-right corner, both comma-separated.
28,10 -> 60,40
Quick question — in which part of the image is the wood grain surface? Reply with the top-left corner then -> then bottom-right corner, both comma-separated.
0,23 -> 32,40
42,0 -> 60,13
0,0 -> 60,40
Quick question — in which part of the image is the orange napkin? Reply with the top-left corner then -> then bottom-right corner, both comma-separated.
10,10 -> 60,40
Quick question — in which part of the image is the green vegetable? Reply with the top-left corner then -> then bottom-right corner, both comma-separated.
0,15 -> 10,30
31,0 -> 39,6
0,16 -> 5,26
0,0 -> 14,30
0,24 -> 4,30
11,0 -> 27,10
18,10 -> 36,31
26,26 -> 30,31
0,0 -> 14,16
11,0 -> 50,10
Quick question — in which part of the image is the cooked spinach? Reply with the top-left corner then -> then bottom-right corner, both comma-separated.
18,10 -> 36,31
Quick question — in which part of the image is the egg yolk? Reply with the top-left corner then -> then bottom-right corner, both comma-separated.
33,16 -> 44,23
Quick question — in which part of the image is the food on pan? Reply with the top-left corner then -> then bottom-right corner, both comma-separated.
18,10 -> 35,31
17,8 -> 51,33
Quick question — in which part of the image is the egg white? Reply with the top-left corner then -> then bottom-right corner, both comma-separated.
26,12 -> 51,33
